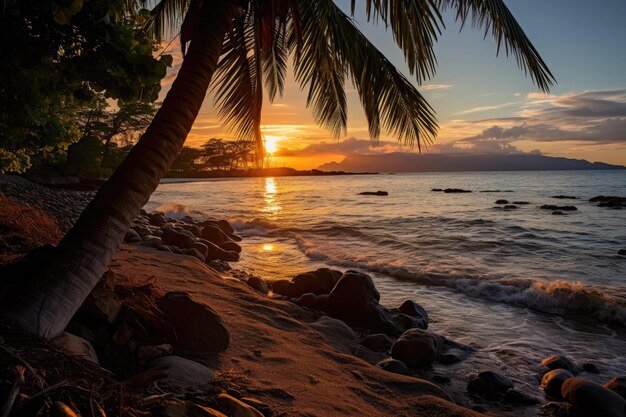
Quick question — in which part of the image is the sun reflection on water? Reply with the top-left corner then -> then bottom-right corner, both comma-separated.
262,177 -> 281,218
260,243 -> 274,252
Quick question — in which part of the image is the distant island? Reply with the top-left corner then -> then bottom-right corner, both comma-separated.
165,166 -> 375,179
318,152 -> 626,173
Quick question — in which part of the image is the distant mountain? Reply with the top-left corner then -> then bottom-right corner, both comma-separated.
318,152 -> 626,173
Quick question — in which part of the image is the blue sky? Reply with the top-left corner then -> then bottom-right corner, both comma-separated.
163,0 -> 626,168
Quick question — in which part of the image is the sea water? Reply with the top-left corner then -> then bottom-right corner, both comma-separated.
145,170 -> 626,404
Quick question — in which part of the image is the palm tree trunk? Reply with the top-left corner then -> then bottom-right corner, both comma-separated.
1,0 -> 239,338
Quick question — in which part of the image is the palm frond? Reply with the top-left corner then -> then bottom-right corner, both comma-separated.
437,0 -> 555,91
139,0 -> 190,43
299,0 -> 438,150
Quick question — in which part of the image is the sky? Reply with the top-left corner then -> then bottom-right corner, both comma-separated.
159,0 -> 626,169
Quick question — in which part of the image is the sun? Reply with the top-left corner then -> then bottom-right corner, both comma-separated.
264,135 -> 280,154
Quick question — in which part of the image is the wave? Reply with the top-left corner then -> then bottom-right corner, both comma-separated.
153,202 -> 210,219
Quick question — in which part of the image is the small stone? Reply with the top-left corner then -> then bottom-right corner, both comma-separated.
247,276 -> 268,294
541,355 -> 579,374
562,377 -> 626,417
541,368 -> 574,399
582,363 -> 600,374
376,358 -> 408,375
467,371 -> 514,399
391,328 -> 443,367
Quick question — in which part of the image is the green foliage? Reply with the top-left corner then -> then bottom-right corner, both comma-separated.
0,0 -> 170,174
169,139 -> 255,173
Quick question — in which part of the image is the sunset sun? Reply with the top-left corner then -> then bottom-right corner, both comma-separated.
264,135 -> 280,154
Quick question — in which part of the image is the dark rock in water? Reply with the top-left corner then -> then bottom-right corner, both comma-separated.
541,204 -> 577,211
161,227 -> 196,249
467,371 -> 514,399
390,312 -> 428,332
247,276 -> 268,294
179,223 -> 202,237
398,300 -> 429,328
359,191 -> 388,196
148,356 -> 214,388
552,210 -> 564,215
589,196 -> 626,208
220,240 -> 242,253
157,292 -> 229,352
581,363 -> 600,374
270,280 -> 291,296
201,239 -> 239,262
327,270 -> 380,321
124,229 -> 142,243
618,249 -> 626,256
495,199 -> 509,204
391,328 -> 443,367
605,376 -> 626,399
181,215 -> 195,223
541,369 -> 574,399
376,358 -> 408,375
541,355 -> 579,374
201,225 -> 230,245
431,188 -> 443,192
361,333 -> 394,352
290,268 -> 343,297
562,377 -> 626,417
504,389 -> 541,405
503,205 -> 518,209
443,188 -> 471,193
552,195 -> 579,200
217,219 -> 235,234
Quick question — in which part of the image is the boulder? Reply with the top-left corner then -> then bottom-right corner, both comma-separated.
541,369 -> 574,399
541,355 -> 579,374
191,242 -> 209,259
290,268 -> 343,297
359,191 -> 388,196
141,235 -> 163,247
443,188 -> 471,193
179,223 -> 202,237
376,358 -> 408,375
184,247 -> 206,262
270,280 -> 291,297
606,377 -> 626,399
131,225 -> 152,237
220,241 -> 242,253
309,315 -> 357,342
202,225 -> 229,245
295,292 -> 316,308
161,227 -> 196,249
149,356 -> 214,388
582,363 -> 600,374
124,229 -> 142,243
467,371 -> 514,399
217,219 -> 235,234
327,270 -> 380,321
390,328 -> 443,367
216,393 -> 264,417
439,348 -> 468,365
201,239 -> 240,262
495,199 -> 509,204
149,212 -> 167,227
618,249 -> 626,256
247,276 -> 268,294
157,292 -> 229,352
562,377 -> 626,417
52,332 -> 99,364
360,333 -> 394,352
397,300 -> 429,329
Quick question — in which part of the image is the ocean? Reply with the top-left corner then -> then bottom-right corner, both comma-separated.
145,170 -> 626,399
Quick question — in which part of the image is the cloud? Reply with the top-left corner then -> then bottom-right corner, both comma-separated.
454,101 -> 520,115
420,84 -> 454,91
274,137 -> 404,157
438,89 -> 626,153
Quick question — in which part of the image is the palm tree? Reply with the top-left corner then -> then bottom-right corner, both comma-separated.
1,0 -> 554,338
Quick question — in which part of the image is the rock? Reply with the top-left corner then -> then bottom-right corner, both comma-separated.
562,377 -> 626,417
391,328 -> 443,367
131,225 -> 152,237
605,377 -> 626,399
541,204 -> 577,211
295,292 -> 316,308
495,199 -> 509,204
376,358 -> 408,375
439,348 -> 468,365
582,363 -> 600,374
181,215 -> 195,223
138,344 -> 173,361
552,210 -> 564,215
157,292 -> 229,352
270,280 -> 291,296
179,223 -> 202,237
443,188 -> 471,193
216,393 -> 264,417
552,195 -> 579,199
398,300 -> 429,328
188,242 -> 208,259
359,191 -> 388,196
220,241 -> 242,253
149,356 -> 214,388
157,245 -> 173,253
247,276 -> 268,294
124,229 -> 142,243
52,332 -> 99,364
161,227 -> 196,249
541,369 -> 574,399
202,225 -> 229,245
141,235 -> 163,247
541,355 -> 579,374
149,212 -> 167,227
390,312 -> 428,332
309,315 -> 357,342
503,205 -> 518,209
217,219 -> 235,234
289,268 -> 343,297
618,249 -> 626,256
184,247 -> 206,262
201,239 -> 240,262
467,371 -> 514,399
589,196 -> 626,208
504,389 -> 540,405
360,333 -> 394,352
327,270 -> 380,321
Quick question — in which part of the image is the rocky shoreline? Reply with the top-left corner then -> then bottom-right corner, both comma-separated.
1,176 -> 626,417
